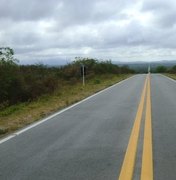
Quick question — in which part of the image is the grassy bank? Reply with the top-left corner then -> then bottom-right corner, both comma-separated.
0,74 -> 132,137
164,74 -> 176,80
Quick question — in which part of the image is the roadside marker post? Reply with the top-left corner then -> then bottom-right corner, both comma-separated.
81,65 -> 86,86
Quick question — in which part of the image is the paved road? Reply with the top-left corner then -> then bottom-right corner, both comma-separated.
0,74 -> 175,180
151,74 -> 176,180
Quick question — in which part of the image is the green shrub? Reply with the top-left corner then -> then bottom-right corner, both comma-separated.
0,48 -> 134,108
94,79 -> 101,84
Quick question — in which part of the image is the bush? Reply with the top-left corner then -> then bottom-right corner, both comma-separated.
169,65 -> 176,73
156,66 -> 167,73
0,48 -> 134,108
94,79 -> 101,84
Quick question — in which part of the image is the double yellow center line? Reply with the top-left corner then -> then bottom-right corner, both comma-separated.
119,74 -> 153,180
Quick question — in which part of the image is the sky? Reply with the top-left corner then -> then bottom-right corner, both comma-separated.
0,0 -> 176,65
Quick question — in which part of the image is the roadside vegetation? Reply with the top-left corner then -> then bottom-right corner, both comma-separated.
150,65 -> 176,74
164,73 -> 176,80
150,65 -> 176,79
0,47 -> 134,137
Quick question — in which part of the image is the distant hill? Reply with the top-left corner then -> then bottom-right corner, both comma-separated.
113,60 -> 176,73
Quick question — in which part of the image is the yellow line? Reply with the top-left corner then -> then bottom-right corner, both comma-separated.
118,76 -> 148,180
141,74 -> 153,180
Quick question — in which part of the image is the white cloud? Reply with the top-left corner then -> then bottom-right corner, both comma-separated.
0,0 -> 176,64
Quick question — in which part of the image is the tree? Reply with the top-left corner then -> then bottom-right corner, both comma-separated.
0,47 -> 18,65
171,65 -> 176,73
0,47 -> 21,106
156,66 -> 167,73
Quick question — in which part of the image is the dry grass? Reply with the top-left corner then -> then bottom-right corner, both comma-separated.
165,73 -> 176,80
0,74 -> 132,137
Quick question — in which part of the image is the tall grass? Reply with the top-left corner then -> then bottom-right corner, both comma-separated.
0,74 -> 132,137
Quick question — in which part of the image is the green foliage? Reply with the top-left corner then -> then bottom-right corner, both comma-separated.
0,47 -> 18,65
0,49 -> 134,109
0,103 -> 26,116
169,65 -> 176,73
72,57 -> 134,75
0,48 -> 21,105
156,66 -> 167,73
94,79 -> 101,84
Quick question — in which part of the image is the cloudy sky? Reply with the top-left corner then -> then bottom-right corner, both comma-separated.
0,0 -> 176,64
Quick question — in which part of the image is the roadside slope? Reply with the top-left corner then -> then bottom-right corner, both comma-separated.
0,74 -> 131,137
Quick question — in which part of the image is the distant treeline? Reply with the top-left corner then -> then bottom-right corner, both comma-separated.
0,47 -> 134,109
119,63 -> 176,73
152,65 -> 176,73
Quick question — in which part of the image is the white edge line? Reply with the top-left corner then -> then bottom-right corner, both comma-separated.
0,75 -> 136,145
0,135 -> 16,144
160,74 -> 176,83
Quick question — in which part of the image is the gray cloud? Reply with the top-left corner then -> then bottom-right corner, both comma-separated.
0,0 -> 57,21
0,0 -> 176,64
142,0 -> 176,28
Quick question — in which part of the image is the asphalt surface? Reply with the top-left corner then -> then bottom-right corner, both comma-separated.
0,74 -> 175,180
151,74 -> 176,180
